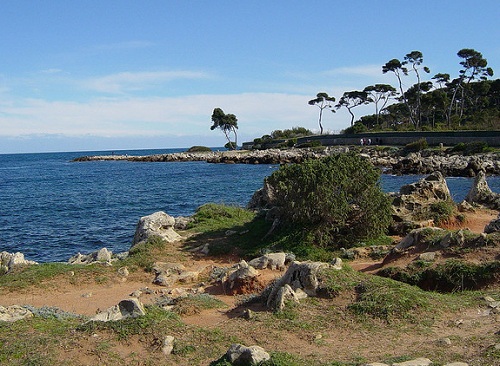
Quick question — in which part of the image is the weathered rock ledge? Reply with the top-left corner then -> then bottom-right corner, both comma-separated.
73,147 -> 500,177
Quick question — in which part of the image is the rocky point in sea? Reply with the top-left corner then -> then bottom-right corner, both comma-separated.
73,146 -> 500,177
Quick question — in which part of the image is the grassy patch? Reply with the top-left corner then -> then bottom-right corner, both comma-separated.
0,315 -> 81,366
172,294 -> 228,316
379,260 -> 500,292
78,305 -> 183,341
122,235 -> 169,271
0,262 -> 109,292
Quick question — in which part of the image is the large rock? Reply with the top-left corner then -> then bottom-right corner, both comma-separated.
225,344 -> 270,365
248,252 -> 290,270
390,171 -> 452,233
224,260 -> 264,295
90,298 -> 146,322
0,251 -> 37,273
465,171 -> 500,210
152,262 -> 200,287
68,247 -> 113,265
266,261 -> 331,310
132,211 -> 181,247
485,214 -> 500,233
247,181 -> 276,211
0,305 -> 33,322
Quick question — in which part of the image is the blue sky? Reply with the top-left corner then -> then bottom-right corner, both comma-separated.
0,1 -> 499,153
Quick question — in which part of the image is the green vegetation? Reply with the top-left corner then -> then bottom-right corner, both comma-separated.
123,235 -> 169,272
379,260 -> 500,292
449,140 -> 493,155
428,200 -> 457,225
0,262 -> 109,291
172,294 -> 227,315
187,145 -> 212,152
252,126 -> 313,150
78,305 -> 183,341
403,138 -> 429,152
265,154 -> 393,248
210,107 -> 239,150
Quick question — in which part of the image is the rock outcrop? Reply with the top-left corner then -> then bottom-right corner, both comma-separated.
131,211 -> 181,248
152,262 -> 200,287
0,251 -> 37,273
225,344 -> 270,365
74,148 -> 500,177
224,260 -> 264,295
266,261 -> 334,311
248,252 -> 294,270
390,171 -> 452,234
90,298 -> 146,322
465,170 -> 500,210
485,214 -> 500,234
0,305 -> 33,322
68,247 -> 113,265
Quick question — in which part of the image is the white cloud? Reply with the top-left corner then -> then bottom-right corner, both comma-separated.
324,64 -> 383,78
81,70 -> 214,93
0,93 -> 326,137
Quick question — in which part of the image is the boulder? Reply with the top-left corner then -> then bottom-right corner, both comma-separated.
161,335 -> 175,355
68,247 -> 113,265
90,298 -> 146,322
152,262 -> 202,287
247,181 -> 276,211
174,216 -> 192,230
465,171 -> 500,210
0,305 -> 33,322
225,343 -> 270,365
390,172 -> 452,233
132,211 -> 181,248
395,227 -> 444,251
266,261 -> 331,310
248,252 -> 287,270
0,251 -> 37,272
225,260 -> 264,295
485,214 -> 500,233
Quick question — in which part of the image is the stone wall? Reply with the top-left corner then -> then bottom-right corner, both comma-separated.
242,131 -> 500,149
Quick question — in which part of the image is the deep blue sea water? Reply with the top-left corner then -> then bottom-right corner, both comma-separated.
1,148 -> 499,263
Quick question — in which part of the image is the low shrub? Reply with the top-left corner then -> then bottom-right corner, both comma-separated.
187,146 -> 212,152
379,260 -> 500,292
450,141 -> 492,155
404,138 -> 428,152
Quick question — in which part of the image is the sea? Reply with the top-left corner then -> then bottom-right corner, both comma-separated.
1,148 -> 499,263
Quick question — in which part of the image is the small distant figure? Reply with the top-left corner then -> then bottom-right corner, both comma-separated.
368,138 -> 372,145
360,138 -> 364,146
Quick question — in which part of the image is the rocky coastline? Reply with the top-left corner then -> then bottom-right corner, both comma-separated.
2,171 -> 500,365
73,147 -> 500,177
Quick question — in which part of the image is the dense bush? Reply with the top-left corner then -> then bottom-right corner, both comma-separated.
450,141 -> 492,155
187,146 -> 212,152
404,138 -> 428,152
265,153 -> 393,247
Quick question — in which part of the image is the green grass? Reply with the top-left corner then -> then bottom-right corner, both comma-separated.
0,315 -> 81,366
122,235 -> 168,271
77,305 -> 183,341
172,294 -> 228,315
0,262 -> 109,292
379,260 -> 500,292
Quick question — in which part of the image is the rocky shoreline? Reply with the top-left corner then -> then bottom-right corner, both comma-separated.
73,147 -> 500,177
2,171 -> 500,365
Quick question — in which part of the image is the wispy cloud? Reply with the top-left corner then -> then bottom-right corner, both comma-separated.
324,64 -> 383,78
81,70 -> 214,93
